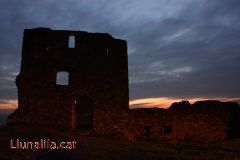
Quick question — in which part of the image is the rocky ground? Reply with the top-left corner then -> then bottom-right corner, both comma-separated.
0,125 -> 240,160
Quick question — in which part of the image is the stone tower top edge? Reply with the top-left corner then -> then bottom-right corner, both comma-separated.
23,27 -> 126,43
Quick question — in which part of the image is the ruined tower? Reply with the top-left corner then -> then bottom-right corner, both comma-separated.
7,28 -> 240,142
8,28 -> 129,130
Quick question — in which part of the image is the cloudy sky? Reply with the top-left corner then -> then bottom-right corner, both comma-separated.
0,0 -> 240,109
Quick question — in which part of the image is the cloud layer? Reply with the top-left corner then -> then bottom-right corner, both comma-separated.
0,0 -> 240,108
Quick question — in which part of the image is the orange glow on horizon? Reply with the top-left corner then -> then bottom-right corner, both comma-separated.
129,97 -> 240,109
0,99 -> 18,110
0,97 -> 239,110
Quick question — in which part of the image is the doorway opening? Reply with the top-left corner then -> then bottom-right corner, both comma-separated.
75,96 -> 93,130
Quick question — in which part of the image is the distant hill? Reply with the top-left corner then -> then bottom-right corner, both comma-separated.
0,109 -> 14,125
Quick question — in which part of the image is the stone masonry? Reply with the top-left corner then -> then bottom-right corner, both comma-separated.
8,28 -> 129,130
8,28 -> 240,142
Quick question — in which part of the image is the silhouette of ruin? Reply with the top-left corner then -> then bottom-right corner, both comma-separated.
8,28 -> 129,130
8,28 -> 240,142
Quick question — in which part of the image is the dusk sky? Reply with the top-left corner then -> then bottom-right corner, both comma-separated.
0,0 -> 240,110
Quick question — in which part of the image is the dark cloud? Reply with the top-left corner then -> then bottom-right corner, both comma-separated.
0,0 -> 239,102
128,0 -> 240,99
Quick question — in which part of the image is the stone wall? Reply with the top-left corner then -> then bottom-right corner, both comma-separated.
8,28 -> 129,130
131,101 -> 240,142
8,28 -> 240,142
93,101 -> 240,142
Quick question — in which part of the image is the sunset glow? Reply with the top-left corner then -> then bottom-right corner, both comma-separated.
129,97 -> 240,109
0,99 -> 18,110
0,97 -> 240,110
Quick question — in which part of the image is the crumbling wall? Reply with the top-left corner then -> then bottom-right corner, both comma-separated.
8,28 -> 129,130
8,28 -> 240,142
115,101 -> 240,142
89,100 -> 240,142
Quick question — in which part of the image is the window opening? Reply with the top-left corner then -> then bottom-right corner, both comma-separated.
56,71 -> 69,85
68,35 -> 75,48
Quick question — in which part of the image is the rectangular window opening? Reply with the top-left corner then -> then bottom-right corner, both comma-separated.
68,35 -> 75,48
56,71 -> 69,85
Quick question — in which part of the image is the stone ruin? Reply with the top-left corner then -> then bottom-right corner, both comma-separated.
124,100 -> 240,142
8,28 -> 240,142
8,28 -> 129,130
